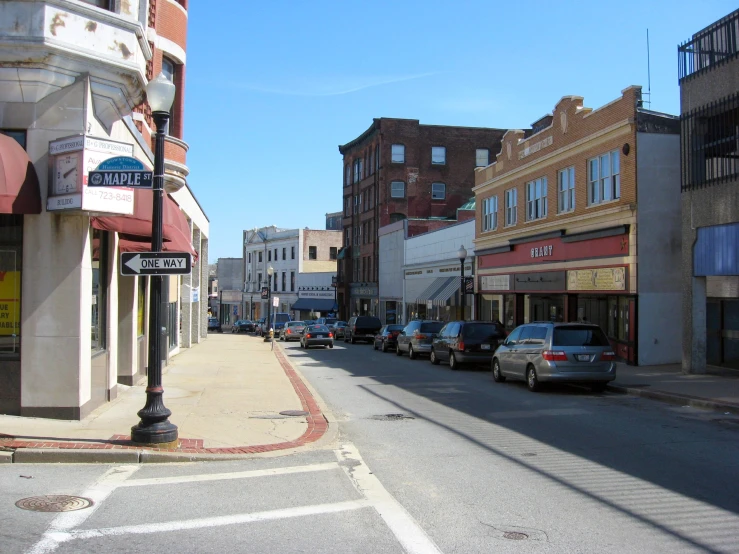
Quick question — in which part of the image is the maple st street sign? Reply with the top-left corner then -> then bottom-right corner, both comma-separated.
120,252 -> 192,276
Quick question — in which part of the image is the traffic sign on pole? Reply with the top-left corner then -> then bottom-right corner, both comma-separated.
120,252 -> 192,276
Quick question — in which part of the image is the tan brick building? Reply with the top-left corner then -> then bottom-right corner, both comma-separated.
473,87 -> 681,365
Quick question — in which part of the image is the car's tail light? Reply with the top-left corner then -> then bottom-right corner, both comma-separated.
328,333 -> 333,338
601,351 -> 616,361
542,350 -> 568,361
415,333 -> 427,339
306,334 -> 312,339
286,329 -> 291,334
458,341 -> 465,351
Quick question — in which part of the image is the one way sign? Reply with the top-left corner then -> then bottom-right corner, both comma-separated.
120,252 -> 192,276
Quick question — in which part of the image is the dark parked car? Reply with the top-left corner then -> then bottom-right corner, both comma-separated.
430,321 -> 507,370
373,324 -> 405,352
491,322 -> 617,392
231,320 -> 254,333
396,320 -> 445,359
208,317 -> 222,333
300,324 -> 334,349
345,316 -> 382,344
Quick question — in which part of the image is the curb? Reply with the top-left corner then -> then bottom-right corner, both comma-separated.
3,342 -> 330,464
607,384 -> 739,415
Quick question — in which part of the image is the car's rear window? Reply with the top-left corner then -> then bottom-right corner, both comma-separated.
553,326 -> 610,347
462,323 -> 506,340
388,325 -> 404,331
309,325 -> 329,332
420,322 -> 444,333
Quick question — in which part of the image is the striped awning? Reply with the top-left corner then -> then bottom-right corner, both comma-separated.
433,277 -> 461,305
417,277 -> 454,302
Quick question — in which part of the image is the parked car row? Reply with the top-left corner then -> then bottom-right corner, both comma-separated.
356,318 -> 617,393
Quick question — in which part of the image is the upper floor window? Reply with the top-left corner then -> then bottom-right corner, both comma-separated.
344,228 -> 350,246
330,247 -> 338,260
390,181 -> 405,198
526,177 -> 548,221
476,149 -> 489,167
268,250 -> 271,262
274,248 -> 278,260
160,58 -> 176,135
588,150 -> 620,205
482,196 -> 498,231
282,272 -> 286,291
431,182 -> 446,200
375,144 -> 380,170
247,252 -> 251,263
282,247 -> 286,260
291,272 -> 295,291
291,246 -> 295,259
505,188 -> 518,226
345,164 -> 350,186
258,251 -> 263,263
309,246 -> 317,260
257,272 -> 262,285
353,159 -> 363,183
431,146 -> 446,165
391,144 -> 405,163
80,0 -> 111,9
558,167 -> 575,213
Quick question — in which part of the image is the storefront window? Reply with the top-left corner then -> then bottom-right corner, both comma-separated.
91,228 -> 108,352
480,294 -> 502,323
0,215 -> 23,355
137,277 -> 146,336
618,297 -> 629,341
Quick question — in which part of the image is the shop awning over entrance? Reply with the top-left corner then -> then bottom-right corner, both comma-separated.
433,277 -> 460,305
0,133 -> 41,214
416,277 -> 455,302
291,298 -> 337,312
91,189 -> 197,260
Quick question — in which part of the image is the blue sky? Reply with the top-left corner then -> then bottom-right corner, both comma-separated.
184,0 -> 737,261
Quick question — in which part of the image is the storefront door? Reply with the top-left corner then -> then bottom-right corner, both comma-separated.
707,299 -> 739,369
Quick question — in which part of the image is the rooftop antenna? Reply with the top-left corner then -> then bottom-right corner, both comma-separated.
644,28 -> 652,109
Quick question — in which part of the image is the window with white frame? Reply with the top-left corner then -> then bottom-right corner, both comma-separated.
391,181 -> 405,198
391,144 -> 405,163
482,196 -> 498,231
476,149 -> 489,167
431,182 -> 445,200
588,150 -> 620,205
431,146 -> 446,164
558,166 -> 575,213
526,177 -> 547,221
505,188 -> 518,226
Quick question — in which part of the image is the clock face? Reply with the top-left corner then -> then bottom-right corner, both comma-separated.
55,154 -> 79,194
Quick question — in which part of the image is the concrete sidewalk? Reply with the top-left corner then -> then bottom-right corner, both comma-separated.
608,363 -> 739,414
0,334 -> 330,463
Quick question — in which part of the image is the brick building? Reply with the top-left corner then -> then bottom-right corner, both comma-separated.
474,87 -> 681,365
0,0 -> 208,418
337,118 -> 506,319
679,10 -> 739,372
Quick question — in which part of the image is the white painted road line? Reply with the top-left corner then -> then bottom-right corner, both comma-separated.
336,443 -> 443,554
120,462 -> 339,487
27,465 -> 140,554
49,500 -> 372,544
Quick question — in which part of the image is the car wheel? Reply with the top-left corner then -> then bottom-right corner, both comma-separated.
492,358 -> 506,382
449,351 -> 459,370
350,337 -> 356,344
373,341 -> 378,350
527,365 -> 541,392
408,344 -> 417,360
329,343 -> 334,349
381,341 -> 388,353
395,344 -> 403,356
591,382 -> 608,393
430,349 -> 440,365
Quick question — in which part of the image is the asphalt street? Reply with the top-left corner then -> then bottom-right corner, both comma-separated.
4,339 -> 739,554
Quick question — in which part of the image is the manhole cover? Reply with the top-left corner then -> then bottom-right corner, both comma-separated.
503,531 -> 528,540
371,414 -> 415,421
279,410 -> 308,417
16,495 -> 93,512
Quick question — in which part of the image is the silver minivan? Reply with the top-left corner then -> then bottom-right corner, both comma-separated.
491,322 -> 616,392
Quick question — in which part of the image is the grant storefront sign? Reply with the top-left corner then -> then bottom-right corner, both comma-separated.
567,267 -> 626,291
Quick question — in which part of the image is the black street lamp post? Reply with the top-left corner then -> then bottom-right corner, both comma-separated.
458,245 -> 467,322
265,265 -> 274,341
131,73 -> 178,445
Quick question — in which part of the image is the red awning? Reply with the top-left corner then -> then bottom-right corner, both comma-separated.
91,189 -> 198,260
0,133 -> 42,214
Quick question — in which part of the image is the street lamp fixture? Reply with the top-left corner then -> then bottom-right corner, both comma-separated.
458,245 -> 467,322
131,72 -> 178,446
266,265 -> 274,339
